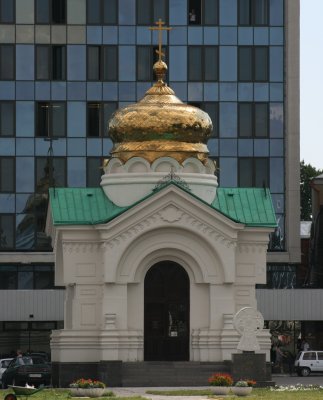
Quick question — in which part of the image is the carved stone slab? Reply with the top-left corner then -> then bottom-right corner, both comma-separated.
233,307 -> 264,351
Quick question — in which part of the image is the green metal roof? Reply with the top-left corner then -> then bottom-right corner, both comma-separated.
49,185 -> 277,228
49,187 -> 128,225
212,187 -> 277,227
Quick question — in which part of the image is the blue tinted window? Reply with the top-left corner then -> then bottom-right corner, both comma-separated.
204,83 -> 218,101
16,45 -> 34,80
16,139 -> 34,156
16,157 -> 34,192
270,47 -> 283,81
87,26 -> 102,44
67,138 -> 86,156
254,83 -> 269,101
270,83 -> 283,101
16,102 -> 34,137
254,27 -> 269,45
220,158 -> 237,186
169,46 -> 187,81
220,47 -> 237,81
169,0 -> 186,26
238,83 -> 253,101
270,102 -> 283,137
220,0 -> 237,26
219,103 -> 237,138
220,83 -> 237,101
0,194 -> 15,212
254,139 -> 269,156
270,0 -> 284,26
119,46 -> 135,81
188,83 -> 203,101
67,82 -> 86,100
35,82 -> 51,101
67,102 -> 86,137
67,45 -> 86,81
270,27 -> 284,45
270,139 -> 283,156
119,0 -> 135,25
220,28 -> 237,45
270,157 -> 284,192
238,139 -> 253,156
119,27 -> 136,45
220,139 -> 237,156
68,157 -> 86,187
204,27 -> 218,45
16,82 -> 34,101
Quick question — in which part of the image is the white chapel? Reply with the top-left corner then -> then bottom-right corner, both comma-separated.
47,34 -> 276,386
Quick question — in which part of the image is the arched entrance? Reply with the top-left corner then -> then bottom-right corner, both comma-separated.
144,261 -> 190,361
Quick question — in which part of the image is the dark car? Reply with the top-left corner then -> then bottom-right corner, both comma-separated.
1,356 -> 51,388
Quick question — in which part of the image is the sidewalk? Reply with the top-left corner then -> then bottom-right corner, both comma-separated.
111,375 -> 323,398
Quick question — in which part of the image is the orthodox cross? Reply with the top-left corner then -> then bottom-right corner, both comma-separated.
149,19 -> 172,62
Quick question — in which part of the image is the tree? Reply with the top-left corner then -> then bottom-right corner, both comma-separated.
300,160 -> 323,220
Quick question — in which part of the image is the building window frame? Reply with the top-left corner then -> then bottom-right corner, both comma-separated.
86,0 -> 118,25
137,45 -> 168,81
238,157 -> 269,188
238,0 -> 269,26
86,157 -> 104,187
35,45 -> 66,81
188,0 -> 219,26
35,102 -> 67,138
87,45 -> 118,82
87,101 -> 118,137
0,214 -> 15,250
0,157 -> 15,193
238,102 -> 269,138
35,156 -> 67,192
0,101 -> 15,137
0,0 -> 15,23
0,44 -> 15,80
35,0 -> 66,24
188,46 -> 218,82
0,264 -> 55,289
136,0 -> 169,26
238,46 -> 269,82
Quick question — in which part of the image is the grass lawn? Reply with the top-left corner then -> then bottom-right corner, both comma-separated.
0,389 -> 147,400
146,388 -> 323,399
1,388 -> 323,400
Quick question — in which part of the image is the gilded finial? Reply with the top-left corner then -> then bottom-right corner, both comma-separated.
147,19 -> 173,94
149,18 -> 172,63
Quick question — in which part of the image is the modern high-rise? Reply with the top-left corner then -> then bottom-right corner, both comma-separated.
0,0 -> 302,357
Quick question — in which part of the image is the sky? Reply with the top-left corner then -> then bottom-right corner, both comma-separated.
300,0 -> 323,169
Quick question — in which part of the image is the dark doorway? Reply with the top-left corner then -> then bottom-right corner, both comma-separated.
144,261 -> 190,361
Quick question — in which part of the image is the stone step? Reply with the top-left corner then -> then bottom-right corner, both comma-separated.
121,362 -> 230,386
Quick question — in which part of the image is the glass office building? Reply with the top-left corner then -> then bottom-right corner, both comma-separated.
0,0 -> 302,355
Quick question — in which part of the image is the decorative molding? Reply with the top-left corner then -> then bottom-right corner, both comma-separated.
62,242 -> 101,254
237,243 -> 267,254
158,205 -> 184,223
102,207 -> 236,250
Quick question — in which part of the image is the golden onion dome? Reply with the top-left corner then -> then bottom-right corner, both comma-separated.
108,60 -> 213,164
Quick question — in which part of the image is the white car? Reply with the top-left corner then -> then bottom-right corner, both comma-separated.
0,358 -> 13,383
295,351 -> 323,376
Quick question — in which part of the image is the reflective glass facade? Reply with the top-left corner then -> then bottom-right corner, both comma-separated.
0,0 -> 286,252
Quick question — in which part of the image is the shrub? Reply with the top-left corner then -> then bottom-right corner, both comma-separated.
208,373 -> 233,387
235,381 -> 248,387
69,378 -> 106,388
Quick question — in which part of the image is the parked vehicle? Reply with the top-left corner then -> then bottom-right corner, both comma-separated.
295,351 -> 323,376
0,358 -> 13,384
1,355 -> 51,388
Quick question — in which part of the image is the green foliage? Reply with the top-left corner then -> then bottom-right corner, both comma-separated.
146,390 -> 213,396
300,160 -> 323,220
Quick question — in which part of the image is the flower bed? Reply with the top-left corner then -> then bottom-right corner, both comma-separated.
69,378 -> 106,398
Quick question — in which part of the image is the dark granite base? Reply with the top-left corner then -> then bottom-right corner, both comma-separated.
51,361 -> 122,388
231,353 -> 272,385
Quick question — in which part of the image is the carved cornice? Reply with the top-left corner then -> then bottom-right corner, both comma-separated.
238,243 -> 267,254
102,206 -> 236,250
62,242 -> 101,254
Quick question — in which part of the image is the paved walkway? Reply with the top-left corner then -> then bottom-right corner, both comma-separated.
111,375 -> 323,399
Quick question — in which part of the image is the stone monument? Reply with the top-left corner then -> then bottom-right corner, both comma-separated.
231,307 -> 272,385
